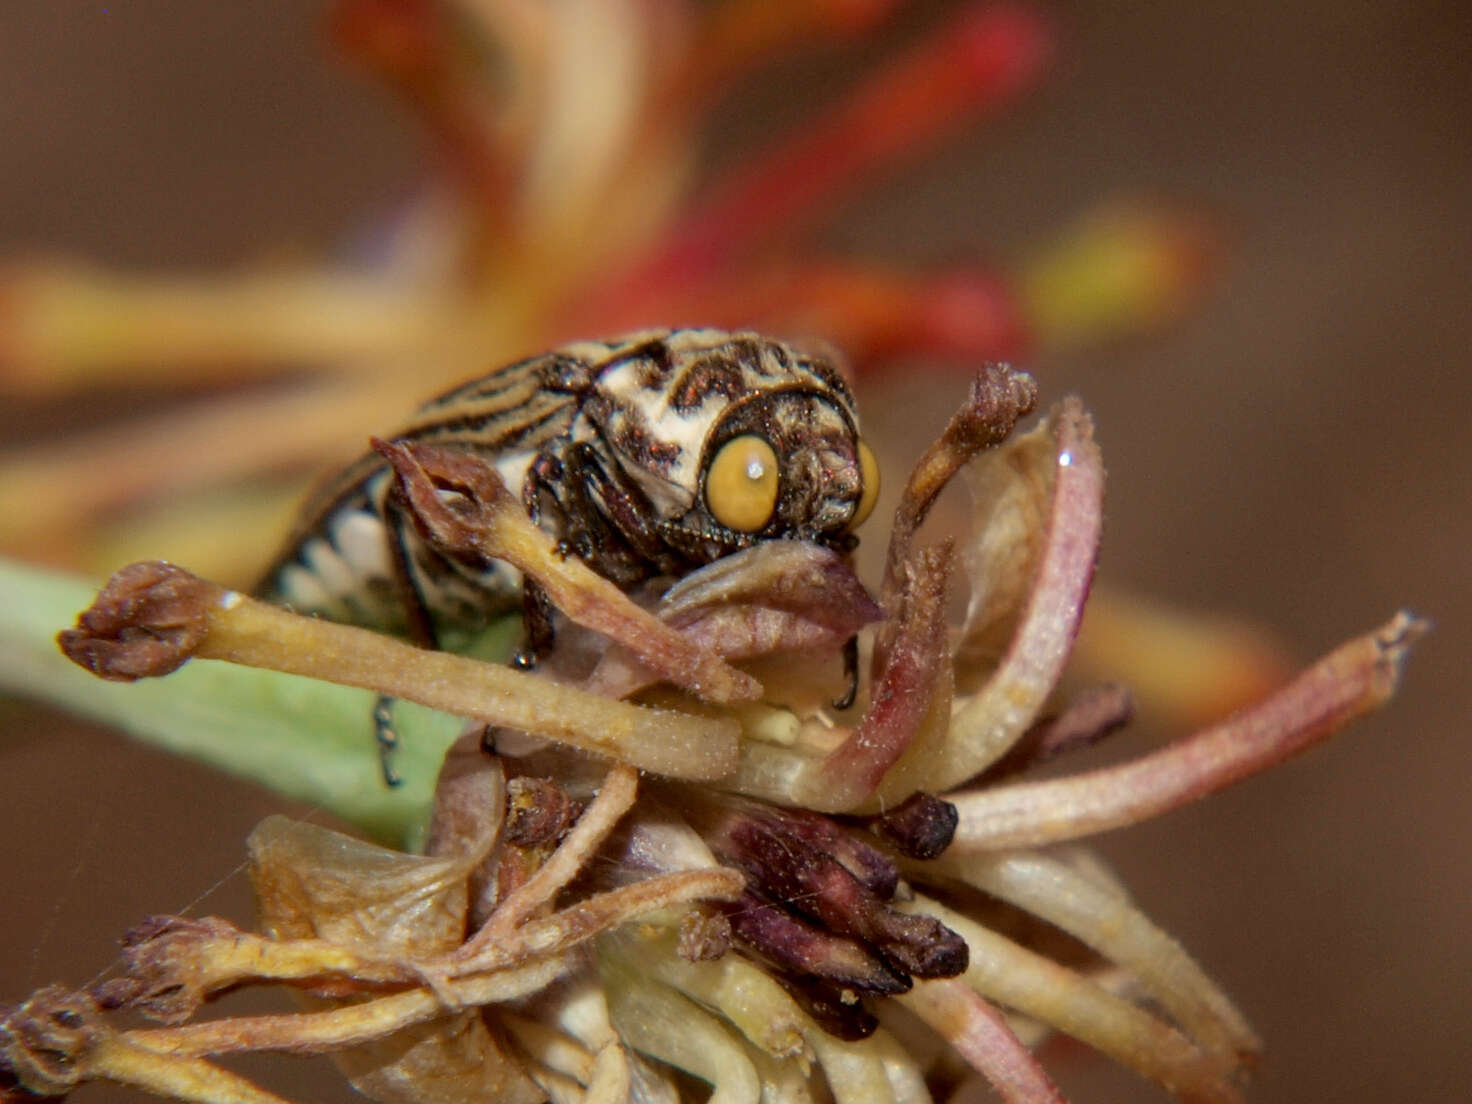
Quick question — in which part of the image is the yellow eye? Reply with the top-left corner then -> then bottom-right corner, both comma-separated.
849,439 -> 881,530
706,435 -> 780,532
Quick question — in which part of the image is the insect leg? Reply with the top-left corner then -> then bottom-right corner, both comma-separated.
511,580 -> 555,669
565,441 -> 671,566
371,481 -> 447,787
381,480 -> 443,651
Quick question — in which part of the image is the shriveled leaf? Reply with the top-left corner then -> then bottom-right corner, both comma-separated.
249,815 -> 476,952
248,816 -> 543,1104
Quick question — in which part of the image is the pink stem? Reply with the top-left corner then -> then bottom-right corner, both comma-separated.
579,4 -> 1053,321
899,980 -> 1067,1104
949,612 -> 1428,850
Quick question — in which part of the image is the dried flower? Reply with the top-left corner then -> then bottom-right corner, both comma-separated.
4,365 -> 1422,1103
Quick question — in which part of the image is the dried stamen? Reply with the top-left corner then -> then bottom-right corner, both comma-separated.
56,561 -> 739,780
949,612 -> 1428,850
870,790 -> 960,860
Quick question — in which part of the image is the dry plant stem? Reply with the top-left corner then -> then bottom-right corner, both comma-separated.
431,869 -> 745,979
130,963 -> 561,1060
0,267 -> 452,389
1,987 -> 295,1104
104,919 -> 419,1014
925,398 -> 1103,792
467,764 -> 638,946
378,438 -> 761,704
927,850 -> 1258,1062
903,896 -> 1242,1104
104,868 -> 737,1028
58,561 -> 739,779
83,1034 -> 298,1104
949,611 -> 1427,850
0,374 -> 432,551
127,868 -> 741,1064
895,980 -> 1064,1104
601,962 -> 761,1104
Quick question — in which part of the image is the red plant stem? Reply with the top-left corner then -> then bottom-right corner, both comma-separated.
328,0 -> 516,240
670,0 -> 900,109
586,3 -> 1053,321
948,612 -> 1428,851
588,261 -> 1029,368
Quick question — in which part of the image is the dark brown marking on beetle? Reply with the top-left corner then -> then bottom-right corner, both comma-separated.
583,389 -> 682,475
728,336 -> 776,378
610,418 -> 681,474
794,354 -> 856,411
536,353 -> 599,394
669,351 -> 750,413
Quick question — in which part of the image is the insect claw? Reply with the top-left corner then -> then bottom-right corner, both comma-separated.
372,695 -> 404,787
832,635 -> 861,710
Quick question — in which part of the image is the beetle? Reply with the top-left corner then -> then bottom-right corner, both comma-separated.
258,328 -> 880,776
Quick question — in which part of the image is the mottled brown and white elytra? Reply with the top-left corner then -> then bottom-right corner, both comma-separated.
260,329 -> 879,655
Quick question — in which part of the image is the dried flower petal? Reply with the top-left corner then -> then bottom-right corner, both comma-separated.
814,543 -> 954,808
923,397 -> 1104,792
584,540 -> 881,701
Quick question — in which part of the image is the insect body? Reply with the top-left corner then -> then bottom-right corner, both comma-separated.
261,329 -> 880,662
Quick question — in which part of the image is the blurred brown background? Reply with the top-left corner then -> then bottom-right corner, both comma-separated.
1,2 -> 1467,1101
